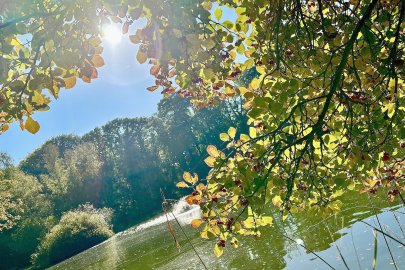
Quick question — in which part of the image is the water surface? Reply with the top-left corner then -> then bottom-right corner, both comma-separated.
51,192 -> 405,270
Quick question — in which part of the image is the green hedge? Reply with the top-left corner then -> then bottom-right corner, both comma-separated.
31,208 -> 113,268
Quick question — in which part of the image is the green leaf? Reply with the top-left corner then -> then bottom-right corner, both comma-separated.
236,42 -> 245,54
333,173 -> 347,187
240,134 -> 250,142
373,229 -> 378,270
223,20 -> 234,29
214,8 -> 223,21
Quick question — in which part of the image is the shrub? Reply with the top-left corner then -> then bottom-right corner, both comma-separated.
31,205 -> 113,268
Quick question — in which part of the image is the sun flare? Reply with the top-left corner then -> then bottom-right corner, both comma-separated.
102,24 -> 122,45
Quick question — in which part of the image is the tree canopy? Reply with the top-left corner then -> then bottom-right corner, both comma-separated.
1,0 -> 404,256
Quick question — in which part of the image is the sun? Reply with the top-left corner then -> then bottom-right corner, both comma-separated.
102,24 -> 122,45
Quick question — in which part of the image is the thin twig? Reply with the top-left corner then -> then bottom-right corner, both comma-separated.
360,221 -> 405,247
160,189 -> 209,270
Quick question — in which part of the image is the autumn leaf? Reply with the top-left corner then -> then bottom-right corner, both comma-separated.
81,76 -> 91,83
228,127 -> 236,139
91,68 -> 98,79
168,68 -> 176,78
64,76 -> 76,89
183,172 -> 195,184
122,22 -> 130,34
214,244 -> 223,257
204,156 -> 216,167
129,34 -> 141,44
191,219 -> 204,228
1,124 -> 9,132
91,55 -> 105,68
272,195 -> 282,208
136,50 -> 147,64
25,117 -> 40,134
185,195 -> 201,205
195,183 -> 205,192
150,65 -> 160,76
207,145 -> 220,158
220,133 -> 230,142
147,86 -> 159,92
176,181 -> 189,188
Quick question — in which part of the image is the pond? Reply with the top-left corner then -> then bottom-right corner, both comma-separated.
51,191 -> 404,270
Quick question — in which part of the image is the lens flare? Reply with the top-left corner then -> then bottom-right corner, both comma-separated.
102,24 -> 122,45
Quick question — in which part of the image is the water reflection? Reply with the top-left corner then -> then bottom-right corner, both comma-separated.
51,192 -> 404,270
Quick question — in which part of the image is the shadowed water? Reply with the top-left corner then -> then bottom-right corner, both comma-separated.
50,192 -> 405,270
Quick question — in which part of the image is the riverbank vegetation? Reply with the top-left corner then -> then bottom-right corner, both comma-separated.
0,96 -> 246,269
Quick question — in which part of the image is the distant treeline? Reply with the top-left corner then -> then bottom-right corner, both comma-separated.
0,96 -> 247,269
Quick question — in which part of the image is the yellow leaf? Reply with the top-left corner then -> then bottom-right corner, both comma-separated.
220,133 -> 230,142
250,77 -> 261,90
1,124 -> 9,132
207,145 -> 220,158
25,116 -> 40,134
183,172 -> 197,184
204,156 -> 216,167
386,103 -> 395,118
256,66 -> 266,75
261,216 -> 273,226
176,181 -> 190,188
214,8 -> 223,21
272,195 -> 282,208
303,127 -> 312,136
249,127 -> 257,138
191,219 -> 204,228
282,212 -> 289,221
228,127 -> 236,139
231,237 -> 239,248
136,50 -> 147,64
91,55 -> 105,67
196,183 -> 205,192
64,76 -> 76,89
129,34 -> 141,44
214,244 -> 224,257
192,173 -> 199,184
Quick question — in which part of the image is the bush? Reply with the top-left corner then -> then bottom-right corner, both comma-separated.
31,205 -> 113,268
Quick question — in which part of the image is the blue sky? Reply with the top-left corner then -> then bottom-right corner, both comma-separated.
0,25 -> 162,163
